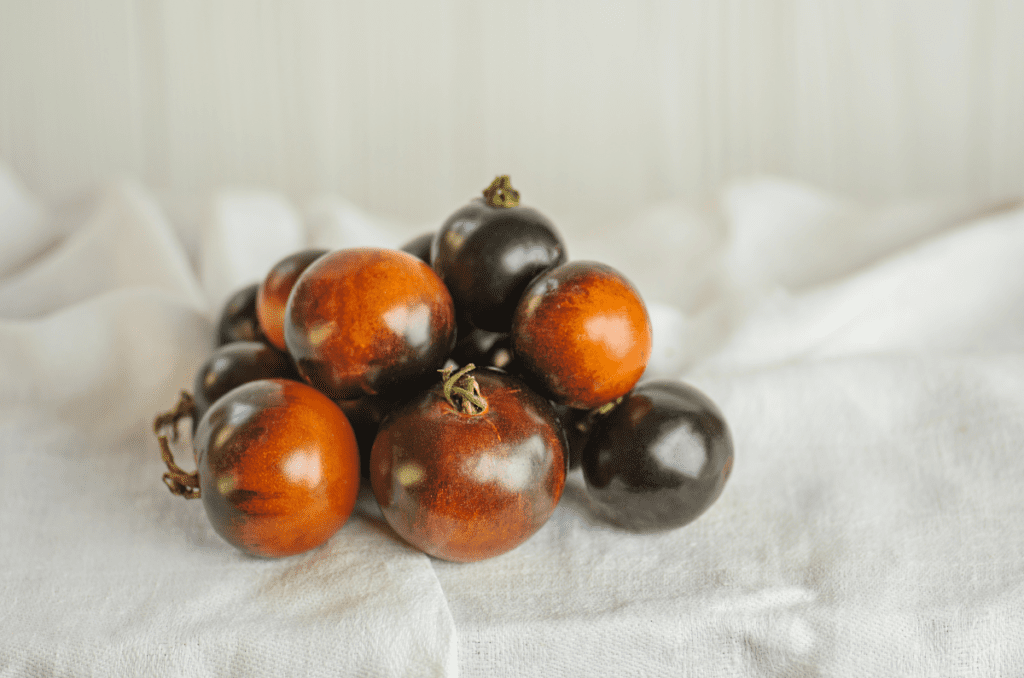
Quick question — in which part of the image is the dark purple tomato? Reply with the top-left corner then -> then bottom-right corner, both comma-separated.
370,367 -> 566,562
581,380 -> 733,532
335,395 -> 393,481
399,232 -> 434,264
431,176 -> 566,333
216,283 -> 266,346
450,325 -> 516,372
192,341 -> 298,418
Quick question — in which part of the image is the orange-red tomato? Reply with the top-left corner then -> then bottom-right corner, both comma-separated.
284,248 -> 456,401
194,379 -> 360,558
256,249 -> 328,351
370,368 -> 566,562
512,261 -> 652,409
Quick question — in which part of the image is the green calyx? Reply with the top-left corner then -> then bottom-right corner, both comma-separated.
440,363 -> 487,415
483,175 -> 520,208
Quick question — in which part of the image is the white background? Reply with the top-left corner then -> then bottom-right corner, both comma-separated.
1,0 -> 1022,241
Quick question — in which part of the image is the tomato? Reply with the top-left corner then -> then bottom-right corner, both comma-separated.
370,367 -> 566,562
432,176 -> 565,332
513,261 -> 652,409
285,248 -> 456,400
581,380 -> 733,532
193,379 -> 361,558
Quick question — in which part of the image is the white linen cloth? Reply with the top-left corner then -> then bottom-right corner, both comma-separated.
1,161 -> 1023,677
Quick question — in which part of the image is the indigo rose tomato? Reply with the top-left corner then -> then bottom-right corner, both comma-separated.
450,325 -> 515,373
581,380 -> 734,532
216,283 -> 266,346
432,176 -> 566,332
512,260 -> 652,410
192,341 -> 298,419
370,366 -> 566,562
193,379 -> 361,558
284,248 -> 457,401
335,395 -> 393,480
257,248 -> 329,351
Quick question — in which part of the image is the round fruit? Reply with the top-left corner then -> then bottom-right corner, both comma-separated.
194,379 -> 360,558
432,176 -> 566,332
192,341 -> 298,418
285,248 -> 457,401
370,366 -> 566,562
256,248 -> 328,351
581,380 -> 733,532
512,260 -> 652,409
216,283 -> 265,346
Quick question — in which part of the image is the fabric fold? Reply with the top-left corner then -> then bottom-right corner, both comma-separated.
3,160 -> 1024,676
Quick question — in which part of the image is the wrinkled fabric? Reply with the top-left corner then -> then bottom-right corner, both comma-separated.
1,164 -> 1022,677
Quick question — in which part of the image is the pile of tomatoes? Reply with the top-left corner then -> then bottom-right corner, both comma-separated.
155,176 -> 734,562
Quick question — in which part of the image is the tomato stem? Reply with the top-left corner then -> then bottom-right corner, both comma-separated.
595,396 -> 624,417
440,363 -> 487,415
153,391 -> 201,499
482,175 -> 520,208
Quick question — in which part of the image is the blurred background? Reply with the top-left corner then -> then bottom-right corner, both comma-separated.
1,0 -> 1022,251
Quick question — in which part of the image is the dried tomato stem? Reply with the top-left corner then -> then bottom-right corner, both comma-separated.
439,363 -> 487,415
153,391 -> 201,499
158,435 -> 201,498
152,390 -> 197,441
482,175 -> 520,208
595,396 -> 624,417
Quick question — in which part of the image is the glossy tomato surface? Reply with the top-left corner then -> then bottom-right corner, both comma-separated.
450,325 -> 516,372
194,379 -> 360,558
581,380 -> 733,532
192,341 -> 297,417
284,248 -> 456,401
432,198 -> 565,332
256,248 -> 328,351
216,283 -> 265,346
512,260 -> 652,409
370,369 -> 566,562
550,402 -> 595,470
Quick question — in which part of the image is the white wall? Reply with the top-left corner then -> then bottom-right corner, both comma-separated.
1,0 -> 1022,234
